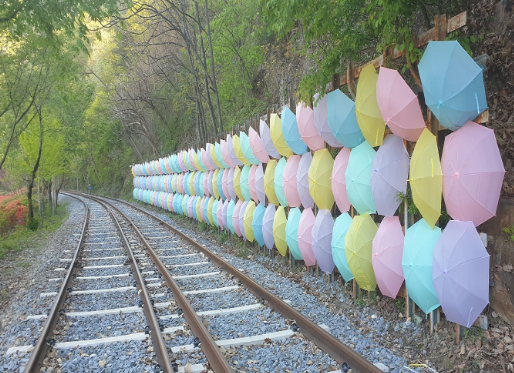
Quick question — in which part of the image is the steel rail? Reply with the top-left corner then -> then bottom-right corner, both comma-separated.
106,196 -> 382,373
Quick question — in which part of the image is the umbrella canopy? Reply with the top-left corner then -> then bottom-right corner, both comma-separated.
273,205 -> 288,256
331,212 -> 354,282
281,106 -> 308,155
206,171 -> 214,197
270,113 -> 294,157
345,141 -> 377,214
227,200 -> 236,234
297,152 -> 315,208
240,165 -> 252,202
296,102 -> 325,151
226,134 -> 244,167
297,208 -> 317,266
252,203 -> 266,247
286,207 -> 303,260
222,169 -> 230,201
308,149 -> 335,210
331,148 -> 351,213
233,166 -> 244,201
327,90 -> 365,149
239,201 -> 248,240
220,140 -> 237,168
240,131 -> 260,165
274,157 -> 289,207
248,164 -> 259,203
248,126 -> 270,163
216,199 -> 224,228
372,216 -> 405,298
263,204 -> 276,250
209,144 -> 223,169
203,171 -> 210,197
312,210 -> 335,274
206,197 -> 215,225
221,199 -> 229,229
196,149 -> 208,172
212,169 -> 220,199
410,128 -> 442,228
243,201 -> 256,242
211,199 -> 219,227
216,169 -> 226,200
442,121 -> 505,226
227,168 -> 237,200
201,197 -> 208,223
255,163 -> 266,204
215,142 -> 229,169
402,218 -> 441,314
419,41 -> 487,131
232,200 -> 243,236
264,159 -> 280,205
371,134 -> 410,216
313,93 -> 342,147
283,155 -> 302,207
355,64 -> 385,147
345,214 -> 378,291
233,134 -> 251,166
432,220 -> 490,328
259,119 -> 280,159
376,67 -> 425,142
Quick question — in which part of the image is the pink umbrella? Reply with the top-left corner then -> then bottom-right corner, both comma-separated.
312,210 -> 335,274
259,120 -> 280,159
221,200 -> 229,230
233,200 -> 243,237
201,148 -> 214,171
226,134 -> 244,166
296,102 -> 325,151
188,149 -> 196,171
262,204 -> 276,250
217,198 -> 224,229
249,165 -> 259,203
222,169 -> 230,201
187,197 -> 194,218
221,140 -> 237,168
297,152 -> 315,208
207,171 -> 214,197
282,155 -> 302,207
202,172 -> 210,197
372,216 -> 404,298
249,126 -> 270,163
442,121 -> 505,226
227,167 -> 237,200
298,208 -> 317,266
239,201 -> 248,240
255,163 -> 266,204
313,93 -> 343,148
331,148 -> 351,212
178,174 -> 185,194
376,67 -> 425,142
177,152 -> 187,172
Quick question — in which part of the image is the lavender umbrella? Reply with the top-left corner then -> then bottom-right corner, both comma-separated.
249,126 -> 270,163
227,200 -> 235,234
249,165 -> 259,204
312,210 -> 335,274
216,198 -> 224,229
221,200 -> 229,230
297,152 -> 315,208
232,200 -> 243,237
239,201 -> 249,240
260,119 -> 280,159
432,220 -> 490,328
207,170 -> 214,197
283,155 -> 302,207
298,208 -> 317,266
263,204 -> 276,250
313,93 -> 343,147
227,168 -> 237,200
331,148 -> 351,213
227,134 -> 244,166
222,169 -> 230,201
255,163 -> 266,205
217,169 -> 226,200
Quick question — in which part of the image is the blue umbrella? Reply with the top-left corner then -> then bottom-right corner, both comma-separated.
216,169 -> 226,200
240,165 -> 252,202
345,141 -> 377,214
419,41 -> 487,131
327,89 -> 365,148
331,212 -> 354,282
227,200 -> 235,234
252,203 -> 266,247
281,107 -> 308,155
286,207 -> 303,260
240,131 -> 260,165
274,157 -> 288,207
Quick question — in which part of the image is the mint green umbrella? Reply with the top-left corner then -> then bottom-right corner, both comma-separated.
215,142 -> 229,169
240,165 -> 252,201
240,131 -> 260,165
286,207 -> 303,260
226,200 -> 236,234
274,157 -> 288,207
331,212 -> 354,282
345,141 -> 377,214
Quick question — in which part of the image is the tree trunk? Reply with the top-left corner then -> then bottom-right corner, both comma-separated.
47,180 -> 52,209
27,109 -> 44,225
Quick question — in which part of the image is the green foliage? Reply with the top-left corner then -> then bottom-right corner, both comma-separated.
503,225 -> 514,242
395,189 -> 421,218
218,230 -> 229,244
26,217 -> 39,231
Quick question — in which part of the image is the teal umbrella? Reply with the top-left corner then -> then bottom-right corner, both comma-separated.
240,165 -> 252,202
286,207 -> 303,260
327,89 -> 365,148
216,169 -> 226,200
345,141 -> 377,214
402,218 -> 441,314
226,200 -> 236,234
197,149 -> 207,171
281,106 -> 308,154
240,131 -> 260,165
274,157 -> 288,207
252,203 -> 266,247
331,212 -> 354,282
211,199 -> 219,227
215,142 -> 229,169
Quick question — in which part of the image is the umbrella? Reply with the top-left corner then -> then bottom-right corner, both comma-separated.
345,214 -> 378,291
255,163 -> 266,204
206,171 -> 214,197
233,166 -> 244,201
283,155 -> 302,207
221,200 -> 229,230
259,119 -> 280,159
216,199 -> 224,228
221,139 -> 237,168
240,165 -> 252,202
240,131 -> 260,165
226,134 -> 244,167
442,121 -> 505,226
331,148 -> 351,213
371,134 -> 410,216
297,152 -> 315,208
239,201 -> 248,240
264,159 -> 280,205
345,141 -> 377,214
252,203 -> 266,247
227,200 -> 236,234
331,212 -> 354,282
313,93 -> 342,147
249,164 -> 259,203
201,197 -> 209,223
249,126 -> 270,163
209,143 -> 223,169
215,142 -> 229,169
207,197 -> 215,225
232,200 -> 243,236
211,199 -> 219,227
233,134 -> 251,166
216,169 -> 226,200
327,90 -> 365,149
212,169 -> 220,199
177,151 -> 186,172
274,157 -> 289,207
201,148 -> 214,171
355,64 -> 385,147
432,220 -> 490,328
273,205 -> 288,256
286,207 -> 303,260
203,171 -> 210,197
312,210 -> 335,274
182,195 -> 189,216
376,67 -> 426,142
410,128 -> 442,228
372,216 -> 405,298
227,168 -> 237,200
263,204 -> 276,250
308,149 -> 335,210
270,113 -> 294,157
243,201 -> 256,242
297,208 -> 317,266
221,169 -> 230,201
402,218 -> 441,314
281,106 -> 308,154
419,40 -> 487,131
296,101 -> 325,151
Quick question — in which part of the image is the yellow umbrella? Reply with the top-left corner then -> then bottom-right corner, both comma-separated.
264,159 -> 279,205
192,152 -> 203,172
233,166 -> 244,201
243,201 -> 256,242
273,205 -> 288,256
345,214 -> 378,291
270,113 -> 294,157
409,128 -> 442,228
212,169 -> 220,199
195,197 -> 202,222
233,134 -> 251,166
189,171 -> 196,196
209,144 -> 223,169
355,64 -> 386,147
308,149 -> 335,210
207,197 -> 215,226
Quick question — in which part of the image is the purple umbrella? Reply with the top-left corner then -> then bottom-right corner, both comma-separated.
207,170 -> 214,197
249,165 -> 259,204
297,152 -> 315,208
221,200 -> 229,230
283,155 -> 302,207
227,168 -> 237,200
260,119 -> 280,159
239,201 -> 249,240
331,148 -> 351,213
227,134 -> 244,166
221,169 -> 230,201
432,220 -> 490,328
233,200 -> 243,237
312,210 -> 335,274
220,139 -> 237,168
313,93 -> 343,147
298,208 -> 317,266
217,198 -> 224,229
263,204 -> 276,250
255,163 -> 266,204
371,134 -> 410,216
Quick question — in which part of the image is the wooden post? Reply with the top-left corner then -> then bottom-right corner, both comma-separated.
430,308 -> 440,334
352,279 -> 360,299
456,324 -> 465,344
406,291 -> 415,319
